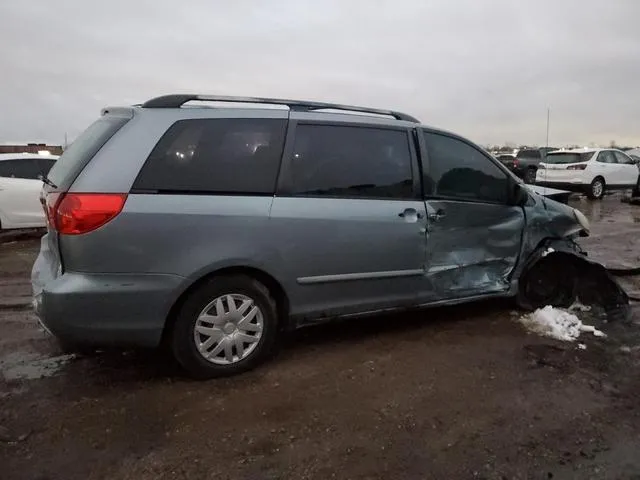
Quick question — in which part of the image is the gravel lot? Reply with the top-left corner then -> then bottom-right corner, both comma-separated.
1,196 -> 640,480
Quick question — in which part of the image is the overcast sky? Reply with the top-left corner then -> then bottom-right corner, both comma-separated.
1,0 -> 639,147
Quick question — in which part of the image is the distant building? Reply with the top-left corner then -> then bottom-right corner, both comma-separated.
0,143 -> 63,155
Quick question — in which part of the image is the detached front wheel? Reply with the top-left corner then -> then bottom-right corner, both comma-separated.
517,256 -> 577,310
171,275 -> 279,379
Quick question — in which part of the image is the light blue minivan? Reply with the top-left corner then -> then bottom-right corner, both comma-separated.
32,94 -> 627,378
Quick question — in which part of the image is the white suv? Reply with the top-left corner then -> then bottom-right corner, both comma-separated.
536,148 -> 639,199
0,153 -> 58,229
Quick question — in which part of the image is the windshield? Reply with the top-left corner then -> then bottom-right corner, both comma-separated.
543,152 -> 595,164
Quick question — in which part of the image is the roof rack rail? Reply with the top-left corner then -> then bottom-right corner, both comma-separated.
140,94 -> 420,123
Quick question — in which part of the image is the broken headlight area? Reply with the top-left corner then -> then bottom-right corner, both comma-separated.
517,241 -> 631,323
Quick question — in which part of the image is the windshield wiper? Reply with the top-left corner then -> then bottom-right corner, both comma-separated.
38,174 -> 58,189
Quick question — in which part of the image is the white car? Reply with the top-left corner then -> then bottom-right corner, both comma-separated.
0,153 -> 58,229
535,148 -> 640,199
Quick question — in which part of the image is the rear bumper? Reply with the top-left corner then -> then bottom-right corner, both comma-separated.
32,251 -> 185,348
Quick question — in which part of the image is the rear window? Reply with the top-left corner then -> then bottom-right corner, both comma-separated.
544,152 -> 595,164
516,149 -> 541,159
0,158 -> 43,179
133,118 -> 287,194
47,115 -> 130,187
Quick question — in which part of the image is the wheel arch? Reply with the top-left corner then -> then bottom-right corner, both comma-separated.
161,265 -> 291,345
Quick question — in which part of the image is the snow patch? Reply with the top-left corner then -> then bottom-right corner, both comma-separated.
542,247 -> 555,257
519,305 -> 606,342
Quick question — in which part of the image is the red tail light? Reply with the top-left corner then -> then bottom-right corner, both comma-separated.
46,193 -> 127,235
513,159 -> 519,167
44,192 -> 61,227
567,164 -> 587,170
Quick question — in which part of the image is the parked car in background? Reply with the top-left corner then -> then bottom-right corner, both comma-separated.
536,148 -> 639,199
496,148 -> 547,184
626,148 -> 640,164
0,153 -> 58,229
32,94 -> 593,378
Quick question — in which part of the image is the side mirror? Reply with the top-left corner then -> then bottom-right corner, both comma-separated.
511,182 -> 529,206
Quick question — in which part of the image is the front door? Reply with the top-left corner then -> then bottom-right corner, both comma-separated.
419,130 -> 526,299
613,151 -> 640,187
594,150 -> 622,186
270,121 -> 427,318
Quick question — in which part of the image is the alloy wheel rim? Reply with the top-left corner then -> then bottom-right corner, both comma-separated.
193,293 -> 264,365
593,180 -> 603,197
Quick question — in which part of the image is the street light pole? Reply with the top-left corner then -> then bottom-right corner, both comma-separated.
546,108 -> 550,148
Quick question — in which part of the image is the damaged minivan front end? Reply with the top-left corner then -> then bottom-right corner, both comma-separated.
514,186 -> 630,321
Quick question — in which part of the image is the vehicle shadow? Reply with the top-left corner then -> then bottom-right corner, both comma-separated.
58,298 -> 516,387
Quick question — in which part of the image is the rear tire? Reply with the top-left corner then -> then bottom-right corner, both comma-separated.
587,177 -> 605,200
171,275 -> 279,379
524,168 -> 537,184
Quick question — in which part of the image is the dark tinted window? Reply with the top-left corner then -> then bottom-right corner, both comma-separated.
134,119 -> 287,194
48,115 -> 130,187
423,132 -> 509,203
0,159 -> 43,179
39,158 -> 57,175
544,152 -> 594,164
289,124 -> 414,199
597,151 -> 617,164
516,149 -> 541,159
613,151 -> 634,165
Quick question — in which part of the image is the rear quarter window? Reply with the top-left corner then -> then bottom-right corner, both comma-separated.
47,115 -> 130,188
132,118 -> 287,194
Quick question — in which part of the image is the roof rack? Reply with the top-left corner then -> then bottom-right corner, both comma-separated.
140,94 -> 420,123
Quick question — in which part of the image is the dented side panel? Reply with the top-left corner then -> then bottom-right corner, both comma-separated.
512,191 -> 584,280
424,199 -> 525,298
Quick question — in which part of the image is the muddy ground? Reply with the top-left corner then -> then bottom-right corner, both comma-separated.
1,196 -> 640,480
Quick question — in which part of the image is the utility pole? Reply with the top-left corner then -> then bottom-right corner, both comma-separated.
546,108 -> 550,148
64,132 -> 68,151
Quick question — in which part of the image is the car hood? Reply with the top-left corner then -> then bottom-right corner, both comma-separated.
527,184 -> 570,198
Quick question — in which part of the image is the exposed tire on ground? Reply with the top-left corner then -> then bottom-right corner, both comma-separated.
573,263 -> 631,322
171,274 -> 279,379
517,255 -> 577,310
524,168 -> 537,184
587,176 -> 605,200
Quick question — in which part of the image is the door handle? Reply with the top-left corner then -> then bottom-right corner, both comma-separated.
428,209 -> 446,222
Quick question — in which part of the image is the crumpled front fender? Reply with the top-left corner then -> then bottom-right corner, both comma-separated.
517,237 -> 631,322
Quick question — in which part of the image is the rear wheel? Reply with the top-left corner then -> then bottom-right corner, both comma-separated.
524,167 -> 537,184
587,177 -> 605,200
171,275 -> 279,379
